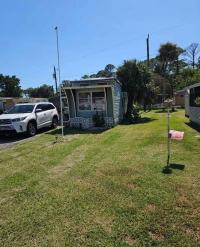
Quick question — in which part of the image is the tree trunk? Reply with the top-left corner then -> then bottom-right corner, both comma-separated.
192,53 -> 195,69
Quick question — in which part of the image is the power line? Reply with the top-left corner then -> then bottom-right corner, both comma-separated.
62,23 -> 192,79
64,23 -> 188,65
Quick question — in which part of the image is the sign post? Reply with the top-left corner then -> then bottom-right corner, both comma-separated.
167,103 -> 171,167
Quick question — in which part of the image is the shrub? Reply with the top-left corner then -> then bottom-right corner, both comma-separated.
92,112 -> 105,127
122,105 -> 141,124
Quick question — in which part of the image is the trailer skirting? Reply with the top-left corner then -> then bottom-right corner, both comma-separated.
69,117 -> 115,129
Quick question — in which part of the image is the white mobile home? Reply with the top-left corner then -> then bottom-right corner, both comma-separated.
185,82 -> 200,125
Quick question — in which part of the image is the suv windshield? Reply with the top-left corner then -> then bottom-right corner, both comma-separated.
6,105 -> 34,114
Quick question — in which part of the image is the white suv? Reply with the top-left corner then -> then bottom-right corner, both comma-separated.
0,102 -> 59,136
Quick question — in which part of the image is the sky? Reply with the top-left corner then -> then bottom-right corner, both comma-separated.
0,0 -> 199,89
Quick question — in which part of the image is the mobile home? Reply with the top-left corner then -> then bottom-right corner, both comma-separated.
61,77 -> 127,129
185,82 -> 200,125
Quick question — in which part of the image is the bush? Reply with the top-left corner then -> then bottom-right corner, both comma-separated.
92,112 -> 105,127
0,109 -> 3,115
122,106 -> 141,124
132,106 -> 141,120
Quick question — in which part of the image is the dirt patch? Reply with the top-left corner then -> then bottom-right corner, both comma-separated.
177,195 -> 193,208
74,178 -> 92,189
185,227 -> 200,242
123,236 -> 137,246
93,214 -> 114,234
145,203 -> 156,212
149,230 -> 165,241
126,183 -> 137,190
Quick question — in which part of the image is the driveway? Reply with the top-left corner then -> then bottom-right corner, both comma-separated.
0,127 -> 61,150
0,135 -> 35,150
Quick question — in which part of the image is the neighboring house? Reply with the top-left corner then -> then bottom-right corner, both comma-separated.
0,97 -> 48,111
174,89 -> 186,107
0,98 -> 14,111
61,77 -> 127,129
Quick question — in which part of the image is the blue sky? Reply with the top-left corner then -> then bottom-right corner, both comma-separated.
0,0 -> 199,89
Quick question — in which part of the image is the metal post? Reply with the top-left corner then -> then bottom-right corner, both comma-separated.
167,104 -> 170,167
53,66 -> 58,94
55,26 -> 64,137
146,34 -> 150,68
59,85 -> 64,137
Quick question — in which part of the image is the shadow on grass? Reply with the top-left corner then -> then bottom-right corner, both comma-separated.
162,163 -> 185,174
46,127 -> 110,136
120,117 -> 157,125
47,117 -> 157,137
185,122 -> 200,133
170,163 -> 185,170
154,109 -> 177,113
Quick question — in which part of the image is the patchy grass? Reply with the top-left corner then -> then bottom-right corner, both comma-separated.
0,110 -> 200,246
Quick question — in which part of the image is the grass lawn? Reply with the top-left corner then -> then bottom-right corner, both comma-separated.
1,110 -> 200,247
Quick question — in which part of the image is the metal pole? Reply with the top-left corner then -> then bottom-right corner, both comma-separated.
53,66 -> 58,94
167,104 -> 170,167
146,34 -> 150,68
55,26 -> 64,137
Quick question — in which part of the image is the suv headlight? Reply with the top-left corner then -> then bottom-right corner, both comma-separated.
12,117 -> 27,122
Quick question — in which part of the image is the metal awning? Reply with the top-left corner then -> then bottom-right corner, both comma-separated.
62,85 -> 112,90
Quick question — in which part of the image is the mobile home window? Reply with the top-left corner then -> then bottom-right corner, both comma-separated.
78,91 -> 105,111
92,92 -> 105,111
190,86 -> 200,107
78,92 -> 91,110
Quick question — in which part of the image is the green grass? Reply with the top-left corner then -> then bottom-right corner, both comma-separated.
1,110 -> 200,246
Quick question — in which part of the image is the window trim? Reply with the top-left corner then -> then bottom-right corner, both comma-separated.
92,91 -> 106,111
77,90 -> 106,112
78,91 -> 92,111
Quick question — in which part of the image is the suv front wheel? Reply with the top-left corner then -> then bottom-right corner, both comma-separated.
27,121 -> 37,136
51,116 -> 58,129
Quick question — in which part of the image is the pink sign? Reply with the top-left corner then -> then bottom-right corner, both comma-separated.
169,130 -> 184,141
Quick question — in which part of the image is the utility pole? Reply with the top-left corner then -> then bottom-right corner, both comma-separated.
55,26 -> 64,137
146,34 -> 150,68
53,66 -> 58,94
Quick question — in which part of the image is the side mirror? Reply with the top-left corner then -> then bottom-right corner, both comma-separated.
35,108 -> 42,113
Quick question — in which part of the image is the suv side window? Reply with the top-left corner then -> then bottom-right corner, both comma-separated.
48,104 -> 55,110
41,104 -> 48,111
36,104 -> 45,112
45,104 -> 55,110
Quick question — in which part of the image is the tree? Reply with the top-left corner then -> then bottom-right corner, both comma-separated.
0,74 -> 22,97
81,74 -> 90,79
157,42 -> 184,75
155,42 -> 185,97
117,60 -> 151,119
175,68 -> 200,90
24,84 -> 54,98
104,64 -> 115,75
81,64 -> 116,79
184,43 -> 200,69
197,57 -> 200,69
151,73 -> 171,102
95,64 -> 115,78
